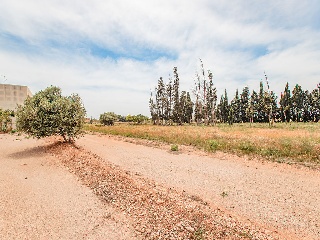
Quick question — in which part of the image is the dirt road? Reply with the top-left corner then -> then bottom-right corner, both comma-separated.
0,134 -> 136,239
2,132 -> 319,239
77,134 -> 320,239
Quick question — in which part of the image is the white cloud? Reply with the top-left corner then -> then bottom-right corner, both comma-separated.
1,0 -> 320,117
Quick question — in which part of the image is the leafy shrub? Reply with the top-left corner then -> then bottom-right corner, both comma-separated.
126,114 -> 149,124
0,108 -> 14,133
100,112 -> 118,126
16,86 -> 86,142
171,144 -> 179,151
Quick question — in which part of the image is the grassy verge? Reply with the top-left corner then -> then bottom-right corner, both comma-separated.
84,122 -> 320,165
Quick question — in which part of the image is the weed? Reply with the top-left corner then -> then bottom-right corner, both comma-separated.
207,139 -> 219,152
171,144 -> 179,151
300,139 -> 313,156
261,148 -> 280,157
221,191 -> 228,198
239,141 -> 256,154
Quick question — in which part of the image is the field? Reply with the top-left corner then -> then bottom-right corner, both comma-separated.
85,122 -> 320,166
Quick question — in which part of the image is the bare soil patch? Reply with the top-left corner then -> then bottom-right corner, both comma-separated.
76,133 -> 320,239
47,136 -> 280,239
0,134 -> 136,240
2,132 -> 319,239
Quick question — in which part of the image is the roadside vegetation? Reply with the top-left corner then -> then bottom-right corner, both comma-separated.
83,61 -> 320,166
85,122 -> 320,165
0,108 -> 14,133
83,60 -> 319,166
16,86 -> 86,142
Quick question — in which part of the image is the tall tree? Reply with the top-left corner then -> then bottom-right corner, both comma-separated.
193,59 -> 217,124
149,91 -> 157,125
206,70 -> 217,124
247,90 -> 259,123
165,76 -> 173,123
303,90 -> 312,122
291,84 -> 304,122
156,77 -> 166,124
240,86 -> 250,122
279,82 -> 292,122
217,89 -> 229,123
230,89 -> 241,123
172,67 -> 181,124
185,92 -> 194,123
310,84 -> 320,121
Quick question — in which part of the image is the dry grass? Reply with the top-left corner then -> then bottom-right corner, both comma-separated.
84,122 -> 320,165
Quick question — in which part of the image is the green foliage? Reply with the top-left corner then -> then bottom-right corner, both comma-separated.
0,108 -> 14,133
239,141 -> 256,154
150,67 -> 194,125
207,139 -> 219,152
280,82 -> 292,122
100,112 -> 118,126
16,86 -> 86,142
170,144 -> 179,151
194,60 -> 217,125
150,64 -> 320,125
117,115 -> 127,122
126,114 -> 149,124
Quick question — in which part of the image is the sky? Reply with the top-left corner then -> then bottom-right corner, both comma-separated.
1,0 -> 320,118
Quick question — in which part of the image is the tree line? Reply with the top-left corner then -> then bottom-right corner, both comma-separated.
149,63 -> 320,125
99,112 -> 149,125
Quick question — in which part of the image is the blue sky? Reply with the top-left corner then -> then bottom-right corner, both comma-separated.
1,0 -> 320,118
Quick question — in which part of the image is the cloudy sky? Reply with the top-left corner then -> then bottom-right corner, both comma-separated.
1,1 -> 320,118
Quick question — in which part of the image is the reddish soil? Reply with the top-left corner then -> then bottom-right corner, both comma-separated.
1,132 -> 319,239
76,133 -> 320,239
0,134 -> 136,239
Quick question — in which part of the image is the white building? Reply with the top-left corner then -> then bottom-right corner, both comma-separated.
0,84 -> 32,111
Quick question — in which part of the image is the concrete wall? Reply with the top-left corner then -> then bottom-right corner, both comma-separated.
0,84 -> 32,111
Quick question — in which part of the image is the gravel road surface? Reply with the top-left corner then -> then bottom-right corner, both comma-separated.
2,132 -> 319,239
77,134 -> 320,239
0,134 -> 136,240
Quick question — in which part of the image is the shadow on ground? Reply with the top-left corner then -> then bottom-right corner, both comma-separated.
7,145 -> 47,159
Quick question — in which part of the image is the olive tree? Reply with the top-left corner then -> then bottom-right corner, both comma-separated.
100,112 -> 118,125
16,86 -> 86,142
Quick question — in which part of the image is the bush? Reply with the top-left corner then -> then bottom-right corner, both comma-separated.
0,108 -> 14,133
100,112 -> 118,126
171,144 -> 179,151
16,86 -> 86,142
126,114 -> 149,124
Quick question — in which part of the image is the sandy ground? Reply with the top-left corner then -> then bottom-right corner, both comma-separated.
77,133 -> 320,239
2,132 -> 320,239
0,134 -> 137,240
